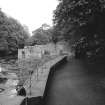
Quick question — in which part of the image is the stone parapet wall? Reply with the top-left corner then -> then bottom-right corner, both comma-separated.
23,55 -> 66,97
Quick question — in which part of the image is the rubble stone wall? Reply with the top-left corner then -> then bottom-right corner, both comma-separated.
18,42 -> 69,60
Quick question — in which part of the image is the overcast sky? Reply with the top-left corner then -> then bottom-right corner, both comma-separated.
0,0 -> 58,34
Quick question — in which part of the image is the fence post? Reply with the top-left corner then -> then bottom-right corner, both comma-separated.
29,70 -> 33,96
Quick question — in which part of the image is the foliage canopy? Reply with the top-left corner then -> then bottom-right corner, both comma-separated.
53,0 -> 105,60
0,9 -> 29,58
26,24 -> 53,45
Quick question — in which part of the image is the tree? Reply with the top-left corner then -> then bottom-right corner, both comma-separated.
0,9 -> 29,58
53,0 -> 105,60
26,24 -> 53,45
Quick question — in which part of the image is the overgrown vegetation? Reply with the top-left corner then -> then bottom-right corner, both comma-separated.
53,0 -> 105,62
0,9 -> 29,59
26,24 -> 53,46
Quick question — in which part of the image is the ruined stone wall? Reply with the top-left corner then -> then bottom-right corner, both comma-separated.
18,46 -> 42,60
18,42 -> 69,60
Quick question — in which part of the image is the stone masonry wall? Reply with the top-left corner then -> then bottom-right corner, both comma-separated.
18,42 -> 69,60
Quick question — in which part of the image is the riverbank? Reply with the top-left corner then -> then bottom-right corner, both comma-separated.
0,54 -> 67,105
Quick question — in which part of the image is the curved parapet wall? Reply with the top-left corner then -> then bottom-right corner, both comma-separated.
23,55 -> 67,97
43,56 -> 67,98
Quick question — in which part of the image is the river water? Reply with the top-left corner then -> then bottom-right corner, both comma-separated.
0,70 -> 25,105
0,71 -> 19,97
44,58 -> 105,105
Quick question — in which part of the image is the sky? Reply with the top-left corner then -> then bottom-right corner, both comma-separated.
0,0 -> 58,34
